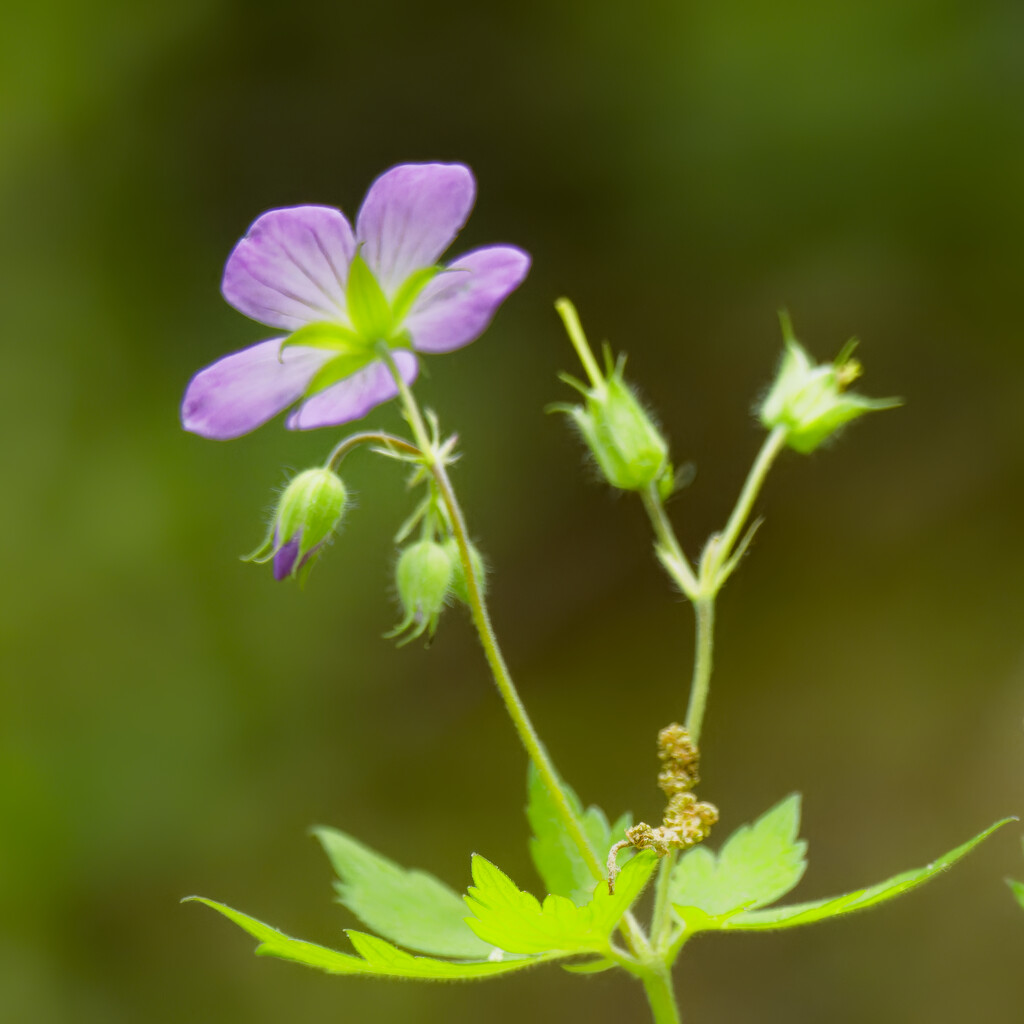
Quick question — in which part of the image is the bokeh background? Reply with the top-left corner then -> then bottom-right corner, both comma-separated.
3,1 -> 1024,1021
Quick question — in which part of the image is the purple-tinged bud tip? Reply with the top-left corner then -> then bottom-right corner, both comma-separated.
273,536 -> 302,580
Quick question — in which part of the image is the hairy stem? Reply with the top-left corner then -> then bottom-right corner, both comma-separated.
641,967 -> 682,1024
375,346 -> 609,879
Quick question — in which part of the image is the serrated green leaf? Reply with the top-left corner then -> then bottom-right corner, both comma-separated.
671,793 -> 807,919
526,764 -> 632,906
464,850 -> 657,955
186,897 -> 550,980
680,818 -> 1012,933
314,827 -> 493,959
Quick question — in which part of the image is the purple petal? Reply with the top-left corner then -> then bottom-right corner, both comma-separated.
181,338 -> 331,440
222,206 -> 356,331
273,535 -> 301,580
404,246 -> 530,354
356,164 -> 475,296
286,350 -> 419,430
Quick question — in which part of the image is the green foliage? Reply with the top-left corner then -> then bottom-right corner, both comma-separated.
526,764 -> 631,906
1004,838 -> 1024,911
671,802 -> 1010,936
464,850 -> 658,955
671,793 -> 806,919
185,897 -> 551,980
345,251 -> 393,341
314,827 -> 493,959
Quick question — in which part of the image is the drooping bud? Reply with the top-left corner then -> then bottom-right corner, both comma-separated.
246,467 -> 348,583
759,312 -> 900,454
554,298 -> 674,496
442,536 -> 487,605
391,539 -> 454,642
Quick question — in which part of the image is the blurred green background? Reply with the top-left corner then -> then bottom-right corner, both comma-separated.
3,0 -> 1023,1021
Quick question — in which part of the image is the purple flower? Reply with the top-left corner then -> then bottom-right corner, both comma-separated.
182,163 -> 530,439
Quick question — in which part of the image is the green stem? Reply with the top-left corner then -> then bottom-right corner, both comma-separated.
684,597 -> 715,745
374,345 -> 610,881
325,430 -> 420,470
640,967 -> 682,1024
641,485 -> 699,597
709,425 -> 787,577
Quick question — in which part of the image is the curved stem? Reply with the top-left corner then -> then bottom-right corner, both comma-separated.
374,347 -> 612,881
326,430 -> 421,470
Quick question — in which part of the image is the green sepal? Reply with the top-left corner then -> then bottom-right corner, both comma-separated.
670,793 -> 807,920
526,764 -> 632,906
759,315 -> 901,453
304,351 -> 377,397
1008,877 -> 1024,911
346,251 -> 393,341
391,265 -> 442,324
280,321 -> 365,353
676,818 -> 1012,935
463,849 -> 657,955
185,897 -> 551,979
314,826 -> 493,959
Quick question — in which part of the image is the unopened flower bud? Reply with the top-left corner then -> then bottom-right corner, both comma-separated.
392,539 -> 454,642
555,299 -> 673,494
246,467 -> 348,583
759,313 -> 900,453
442,536 -> 486,605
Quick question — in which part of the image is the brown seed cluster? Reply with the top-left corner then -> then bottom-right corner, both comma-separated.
607,723 -> 718,888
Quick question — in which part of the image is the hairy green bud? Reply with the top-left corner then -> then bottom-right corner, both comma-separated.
246,467 -> 348,583
555,298 -> 673,495
392,539 -> 454,642
442,537 -> 487,605
760,313 -> 900,453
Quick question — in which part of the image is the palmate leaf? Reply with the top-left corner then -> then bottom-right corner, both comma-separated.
673,810 -> 1011,935
671,793 -> 806,919
314,827 -> 493,959
465,849 -> 657,955
186,897 -> 552,980
526,764 -> 632,905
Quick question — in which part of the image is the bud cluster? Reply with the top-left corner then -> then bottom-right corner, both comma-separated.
608,724 -> 718,887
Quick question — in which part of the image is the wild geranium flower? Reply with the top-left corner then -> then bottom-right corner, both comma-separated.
181,163 -> 530,438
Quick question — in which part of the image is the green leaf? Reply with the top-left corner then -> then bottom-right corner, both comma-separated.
314,827 -> 493,959
346,251 -> 392,340
671,793 -> 807,920
682,818 -> 1012,933
561,957 -> 616,974
526,764 -> 632,906
281,321 -> 365,352
464,849 -> 657,955
185,897 -> 551,980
